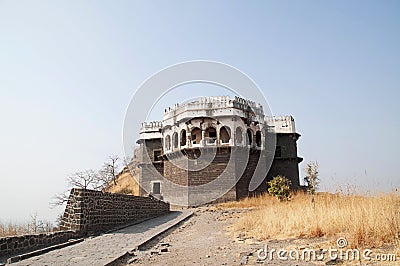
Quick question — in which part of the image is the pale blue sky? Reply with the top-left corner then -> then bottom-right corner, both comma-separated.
1,1 -> 399,222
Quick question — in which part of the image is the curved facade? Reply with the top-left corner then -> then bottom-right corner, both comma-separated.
137,96 -> 302,205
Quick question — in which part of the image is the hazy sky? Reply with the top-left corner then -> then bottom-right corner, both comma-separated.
1,1 -> 399,222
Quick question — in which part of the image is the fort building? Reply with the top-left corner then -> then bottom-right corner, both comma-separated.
136,96 -> 302,205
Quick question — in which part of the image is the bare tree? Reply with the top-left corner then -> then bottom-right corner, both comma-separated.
50,190 -> 70,208
95,156 -> 120,190
67,169 -> 97,190
104,155 -> 119,185
94,169 -> 113,191
42,220 -> 53,233
26,213 -> 54,234
51,156 -> 122,207
28,213 -> 39,234
51,170 -> 98,207
55,213 -> 64,228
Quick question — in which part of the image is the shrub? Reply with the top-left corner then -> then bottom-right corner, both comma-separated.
267,175 -> 291,202
304,161 -> 320,208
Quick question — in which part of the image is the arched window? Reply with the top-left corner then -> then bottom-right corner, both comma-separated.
191,127 -> 202,144
235,127 -> 243,145
165,135 -> 171,151
172,132 -> 178,149
220,126 -> 231,143
205,127 -> 217,144
255,130 -> 262,147
180,129 -> 187,146
246,128 -> 253,146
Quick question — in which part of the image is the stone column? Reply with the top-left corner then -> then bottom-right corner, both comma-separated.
201,129 -> 206,146
216,125 -> 220,145
186,125 -> 191,147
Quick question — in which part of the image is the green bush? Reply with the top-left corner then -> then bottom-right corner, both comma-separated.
267,175 -> 292,202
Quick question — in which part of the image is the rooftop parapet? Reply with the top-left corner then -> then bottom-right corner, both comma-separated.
265,116 -> 296,134
140,121 -> 163,133
198,95 -> 230,103
163,96 -> 231,115
163,95 -> 264,120
232,96 -> 264,116
139,121 -> 163,140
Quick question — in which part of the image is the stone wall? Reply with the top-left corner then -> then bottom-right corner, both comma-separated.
159,147 -> 238,205
0,189 -> 169,262
235,149 -> 261,199
0,230 -> 80,259
60,188 -> 170,235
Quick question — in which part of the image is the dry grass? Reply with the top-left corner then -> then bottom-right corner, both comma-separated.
218,193 -> 271,209
222,191 -> 400,248
106,152 -> 140,196
106,168 -> 139,195
0,215 -> 54,238
0,222 -> 30,237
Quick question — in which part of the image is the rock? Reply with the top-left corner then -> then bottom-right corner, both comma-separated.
205,255 -> 210,258
127,257 -> 138,264
150,250 -> 159,255
239,252 -> 251,257
326,258 -> 344,265
160,247 -> 168,252
240,256 -> 248,265
128,249 -> 136,256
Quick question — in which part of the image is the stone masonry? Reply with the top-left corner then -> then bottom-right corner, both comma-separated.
137,96 -> 303,205
0,188 -> 170,262
0,230 -> 79,259
60,188 -> 170,235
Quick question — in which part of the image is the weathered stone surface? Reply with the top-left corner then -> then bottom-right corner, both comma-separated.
1,188 -> 170,262
138,97 -> 303,206
59,188 -> 170,235
0,230 -> 80,259
10,211 -> 192,266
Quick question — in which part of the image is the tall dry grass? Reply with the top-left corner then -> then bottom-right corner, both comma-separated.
223,191 -> 400,248
0,222 -> 30,237
0,214 -> 55,238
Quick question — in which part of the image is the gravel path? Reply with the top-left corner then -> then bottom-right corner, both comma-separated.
116,207 -> 397,266
115,207 -> 322,266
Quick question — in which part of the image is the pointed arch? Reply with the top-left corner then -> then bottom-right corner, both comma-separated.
255,130 -> 262,147
165,135 -> 171,151
191,127 -> 202,144
220,126 -> 231,143
205,126 -> 217,144
246,128 -> 253,146
172,132 -> 178,149
180,129 -> 187,146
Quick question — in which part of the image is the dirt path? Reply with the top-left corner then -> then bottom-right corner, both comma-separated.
115,208 -> 325,266
114,207 -> 398,266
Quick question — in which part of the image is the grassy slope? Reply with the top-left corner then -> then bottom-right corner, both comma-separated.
219,191 -> 400,248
